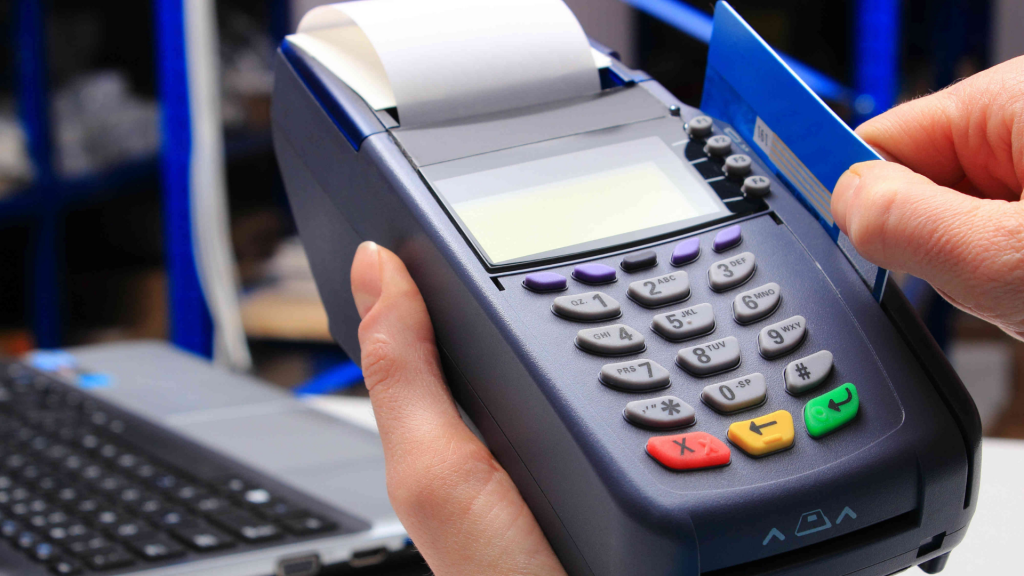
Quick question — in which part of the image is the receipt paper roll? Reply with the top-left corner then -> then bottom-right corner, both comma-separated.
289,0 -> 601,127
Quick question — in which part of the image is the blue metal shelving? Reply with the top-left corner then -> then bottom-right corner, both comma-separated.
156,0 -> 215,359
10,0 -> 164,348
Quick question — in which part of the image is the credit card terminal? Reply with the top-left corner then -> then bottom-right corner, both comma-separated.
270,3 -> 980,574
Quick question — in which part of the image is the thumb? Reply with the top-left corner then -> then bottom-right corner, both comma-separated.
832,160 -> 1024,339
349,241 -> 566,576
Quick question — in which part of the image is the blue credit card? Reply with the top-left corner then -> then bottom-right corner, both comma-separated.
700,2 -> 888,301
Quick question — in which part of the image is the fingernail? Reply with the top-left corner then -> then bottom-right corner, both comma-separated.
831,170 -> 861,229
834,170 -> 861,198
352,241 -> 382,318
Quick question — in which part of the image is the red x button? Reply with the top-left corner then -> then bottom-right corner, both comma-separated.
647,431 -> 731,471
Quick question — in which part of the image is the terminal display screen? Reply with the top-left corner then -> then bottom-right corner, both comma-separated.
434,137 -> 727,265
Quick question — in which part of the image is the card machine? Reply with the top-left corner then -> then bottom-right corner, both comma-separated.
270,2 -> 981,574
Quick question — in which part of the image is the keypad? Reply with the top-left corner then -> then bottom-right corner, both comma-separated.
712,225 -> 742,252
576,324 -> 645,356
621,250 -> 658,272
733,282 -> 781,324
573,263 -> 617,284
647,432 -> 730,471
517,218 -> 862,475
624,396 -> 695,429
627,272 -> 690,308
708,252 -> 755,291
804,383 -> 859,438
686,115 -> 714,138
677,336 -> 740,376
552,292 -> 620,322
651,303 -> 715,342
701,373 -> 767,414
758,315 -> 806,358
741,175 -> 771,197
727,410 -> 795,457
670,237 -> 701,266
723,155 -> 752,180
704,134 -> 733,157
785,351 -> 833,395
600,360 -> 670,392
523,272 -> 567,292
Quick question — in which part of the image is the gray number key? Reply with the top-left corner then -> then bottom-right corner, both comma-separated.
758,315 -> 807,359
577,324 -> 645,356
784,350 -> 833,395
600,360 -> 670,392
552,291 -> 621,322
733,282 -> 781,324
652,303 -> 715,341
677,336 -> 740,376
708,252 -> 755,291
624,396 -> 695,429
627,272 -> 690,308
701,373 -> 767,413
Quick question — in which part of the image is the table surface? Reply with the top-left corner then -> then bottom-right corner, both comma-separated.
307,397 -> 1023,574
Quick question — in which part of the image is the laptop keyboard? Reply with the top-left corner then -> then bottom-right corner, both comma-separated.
0,361 -> 365,575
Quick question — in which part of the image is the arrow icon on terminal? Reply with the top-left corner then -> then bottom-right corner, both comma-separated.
762,528 -> 786,546
749,420 -> 778,435
828,388 -> 854,412
836,507 -> 857,524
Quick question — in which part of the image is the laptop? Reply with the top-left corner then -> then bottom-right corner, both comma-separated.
0,340 -> 409,576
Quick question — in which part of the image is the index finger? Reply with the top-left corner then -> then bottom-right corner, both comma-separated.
854,55 -> 1024,202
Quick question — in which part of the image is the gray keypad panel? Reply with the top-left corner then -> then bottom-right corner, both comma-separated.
502,212 -> 909,493
677,336 -> 740,376
552,291 -> 621,322
627,272 -> 690,308
758,315 -> 806,359
733,282 -> 781,324
700,373 -> 767,413
652,303 -> 715,342
600,359 -> 670,392
708,252 -> 755,292
624,396 -> 695,429
577,324 -> 645,356
784,350 -> 833,395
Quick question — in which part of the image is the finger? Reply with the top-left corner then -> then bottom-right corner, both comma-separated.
350,242 -> 566,576
854,55 -> 1024,201
832,161 -> 1024,338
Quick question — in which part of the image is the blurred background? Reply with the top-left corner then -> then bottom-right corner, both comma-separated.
0,0 -> 1021,435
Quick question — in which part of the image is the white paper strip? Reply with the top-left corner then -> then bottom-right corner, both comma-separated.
289,0 -> 601,127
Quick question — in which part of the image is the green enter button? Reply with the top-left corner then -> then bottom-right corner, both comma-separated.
804,383 -> 859,438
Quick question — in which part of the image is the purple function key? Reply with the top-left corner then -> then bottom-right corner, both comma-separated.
670,237 -> 701,266
712,225 -> 742,252
573,263 -> 617,284
523,272 -> 567,292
